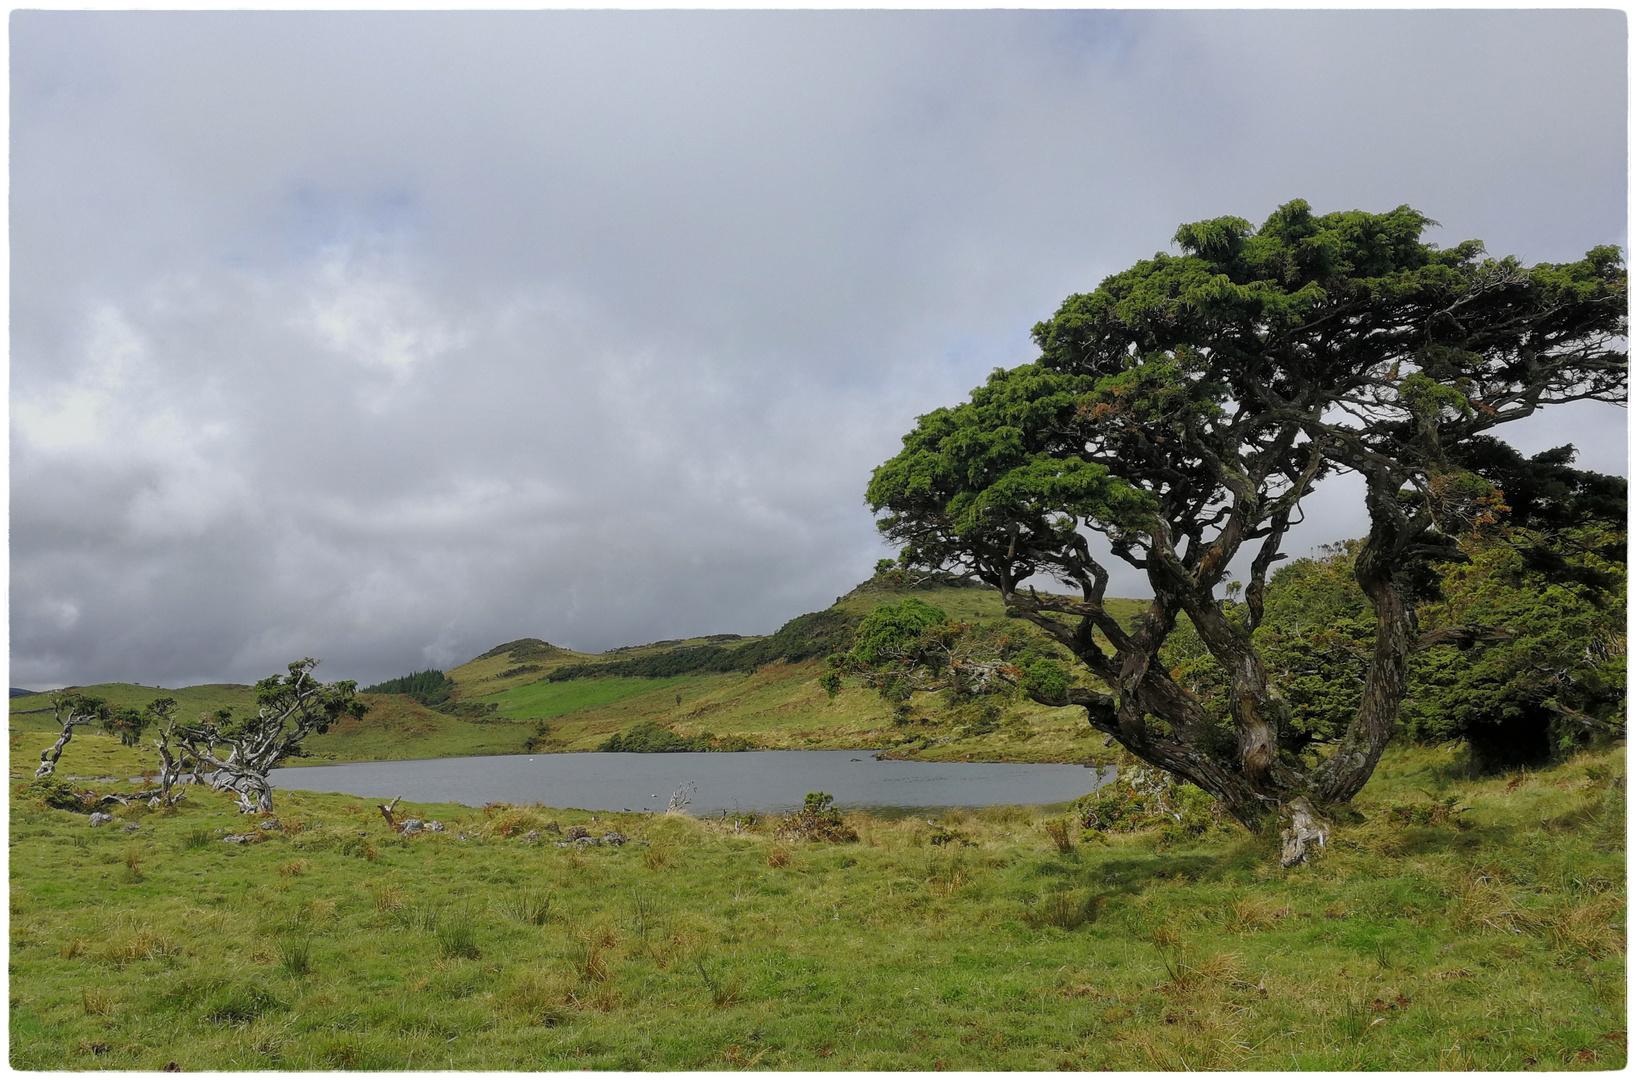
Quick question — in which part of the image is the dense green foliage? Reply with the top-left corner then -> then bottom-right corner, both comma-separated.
774,791 -> 859,843
823,598 -> 1070,719
863,198 -> 1626,829
550,610 -> 858,682
596,720 -> 755,753
361,669 -> 454,707
1159,445 -> 1626,772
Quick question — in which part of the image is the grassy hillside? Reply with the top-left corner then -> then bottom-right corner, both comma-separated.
10,576 -> 1145,768
10,691 -> 546,769
8,685 -> 258,736
8,742 -> 1623,1070
419,577 -> 1145,764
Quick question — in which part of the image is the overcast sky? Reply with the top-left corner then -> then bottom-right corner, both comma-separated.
10,9 -> 1628,690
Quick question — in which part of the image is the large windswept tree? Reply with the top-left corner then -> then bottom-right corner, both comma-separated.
866,200 -> 1626,863
173,659 -> 366,814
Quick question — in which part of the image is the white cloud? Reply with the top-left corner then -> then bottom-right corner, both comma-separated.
9,11 -> 1625,688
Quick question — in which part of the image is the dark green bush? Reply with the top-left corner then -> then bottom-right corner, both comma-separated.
25,775 -> 88,811
598,721 -> 755,753
775,792 -> 858,843
1075,764 -> 1224,841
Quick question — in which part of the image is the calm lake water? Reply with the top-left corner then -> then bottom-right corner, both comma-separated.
272,750 -> 1113,816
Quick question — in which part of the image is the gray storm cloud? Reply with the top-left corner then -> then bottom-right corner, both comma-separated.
10,10 -> 1627,689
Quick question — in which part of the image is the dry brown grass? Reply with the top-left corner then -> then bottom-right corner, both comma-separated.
503,969 -> 574,1025
278,859 -> 309,877
80,987 -> 115,1016
765,846 -> 791,868
476,806 -> 561,839
1225,897 -> 1281,933
1544,894 -> 1625,959
372,885 -> 404,912
1195,951 -> 1244,985
96,929 -> 177,967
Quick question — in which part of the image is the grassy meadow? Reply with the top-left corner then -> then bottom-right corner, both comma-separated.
8,731 -> 1625,1071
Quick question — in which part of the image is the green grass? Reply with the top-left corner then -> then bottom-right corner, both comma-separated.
485,676 -> 692,723
428,581 -> 1135,763
8,743 -> 1625,1070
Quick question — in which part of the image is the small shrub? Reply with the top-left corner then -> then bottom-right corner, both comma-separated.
1076,763 -> 1224,839
1044,818 -> 1073,853
775,792 -> 859,843
25,775 -> 85,811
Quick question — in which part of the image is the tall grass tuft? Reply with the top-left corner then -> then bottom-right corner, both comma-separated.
277,936 -> 314,977
496,886 -> 553,927
1044,818 -> 1074,853
390,904 -> 440,931
1025,890 -> 1096,930
576,942 -> 611,984
691,955 -> 741,1009
436,910 -> 480,959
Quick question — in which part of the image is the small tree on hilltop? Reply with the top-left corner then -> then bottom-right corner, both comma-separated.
173,658 -> 366,814
864,200 -> 1626,864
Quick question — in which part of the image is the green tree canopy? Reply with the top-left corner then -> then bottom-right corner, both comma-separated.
866,200 -> 1626,863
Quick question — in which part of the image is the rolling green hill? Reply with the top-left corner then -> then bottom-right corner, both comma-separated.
9,574 -> 1145,771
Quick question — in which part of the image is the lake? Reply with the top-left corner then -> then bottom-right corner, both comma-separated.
272,750 -> 1114,816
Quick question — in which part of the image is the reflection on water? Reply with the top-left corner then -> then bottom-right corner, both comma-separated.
273,749 -> 1114,815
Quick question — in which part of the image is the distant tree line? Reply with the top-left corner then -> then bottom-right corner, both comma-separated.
361,669 -> 453,707
596,720 -> 755,753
